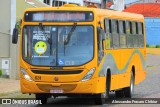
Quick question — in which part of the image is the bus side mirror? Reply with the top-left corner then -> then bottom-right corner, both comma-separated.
12,28 -> 18,44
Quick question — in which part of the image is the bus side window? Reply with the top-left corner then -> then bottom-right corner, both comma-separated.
112,19 -> 120,48
132,22 -> 136,34
119,20 -> 127,48
126,21 -> 133,48
136,22 -> 138,34
138,22 -> 144,47
126,21 -> 130,34
104,18 -> 112,49
132,22 -> 139,48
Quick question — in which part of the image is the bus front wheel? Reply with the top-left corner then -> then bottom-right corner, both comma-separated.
115,89 -> 124,98
94,92 -> 106,105
94,73 -> 110,105
35,93 -> 48,104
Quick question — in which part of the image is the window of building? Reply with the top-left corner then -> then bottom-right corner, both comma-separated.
44,0 -> 50,5
59,1 -> 63,6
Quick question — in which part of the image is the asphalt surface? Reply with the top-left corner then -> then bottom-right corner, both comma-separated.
1,54 -> 160,107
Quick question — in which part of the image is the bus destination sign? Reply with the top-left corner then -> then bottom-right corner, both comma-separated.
24,11 -> 93,22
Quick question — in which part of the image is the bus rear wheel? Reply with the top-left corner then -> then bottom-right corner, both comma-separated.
124,72 -> 134,98
115,90 -> 124,98
35,93 -> 48,104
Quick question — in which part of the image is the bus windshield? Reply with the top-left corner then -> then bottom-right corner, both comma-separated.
22,25 -> 94,66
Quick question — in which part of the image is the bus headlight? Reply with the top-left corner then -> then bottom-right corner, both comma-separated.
21,68 -> 33,82
81,68 -> 95,82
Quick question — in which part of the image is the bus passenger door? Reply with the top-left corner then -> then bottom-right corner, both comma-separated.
97,27 -> 105,64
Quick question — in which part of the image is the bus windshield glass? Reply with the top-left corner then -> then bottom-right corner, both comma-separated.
22,25 -> 94,66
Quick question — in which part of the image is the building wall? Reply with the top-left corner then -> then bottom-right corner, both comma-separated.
0,0 -> 16,79
0,0 -> 11,75
0,0 -> 48,79
0,0 -> 11,57
16,0 -> 35,19
0,34 -> 10,57
39,0 -> 43,2
145,18 -> 160,45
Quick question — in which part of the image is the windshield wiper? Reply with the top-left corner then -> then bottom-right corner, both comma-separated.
39,23 -> 52,44
64,22 -> 77,45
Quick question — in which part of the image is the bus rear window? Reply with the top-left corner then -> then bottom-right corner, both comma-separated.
24,11 -> 94,22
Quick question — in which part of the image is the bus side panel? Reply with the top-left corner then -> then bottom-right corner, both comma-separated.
102,49 -> 146,91
105,50 -> 121,90
119,49 -> 146,88
134,49 -> 146,85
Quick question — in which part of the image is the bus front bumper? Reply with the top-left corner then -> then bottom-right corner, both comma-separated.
20,77 -> 106,94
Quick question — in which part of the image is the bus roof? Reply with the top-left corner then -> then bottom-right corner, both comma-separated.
24,4 -> 144,22
95,8 -> 144,22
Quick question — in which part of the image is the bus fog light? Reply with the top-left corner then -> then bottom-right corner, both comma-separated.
81,68 -> 95,82
21,68 -> 33,82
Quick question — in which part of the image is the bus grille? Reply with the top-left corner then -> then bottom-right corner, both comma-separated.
31,70 -> 83,75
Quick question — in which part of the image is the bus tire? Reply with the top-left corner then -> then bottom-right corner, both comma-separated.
106,72 -> 111,99
124,72 -> 134,98
94,72 -> 110,105
115,90 -> 124,98
94,92 -> 106,105
35,93 -> 48,104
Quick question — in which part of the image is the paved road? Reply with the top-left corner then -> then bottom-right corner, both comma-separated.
1,54 -> 160,107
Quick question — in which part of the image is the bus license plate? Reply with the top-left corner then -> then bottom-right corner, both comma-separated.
50,89 -> 63,93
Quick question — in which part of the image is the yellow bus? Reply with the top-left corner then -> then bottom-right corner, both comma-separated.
12,4 -> 146,105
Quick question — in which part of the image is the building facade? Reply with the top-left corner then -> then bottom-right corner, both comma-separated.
145,18 -> 160,45
0,0 -> 16,79
0,0 -> 48,79
39,0 -> 125,11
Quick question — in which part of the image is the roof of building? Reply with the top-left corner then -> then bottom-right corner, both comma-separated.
123,3 -> 160,17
